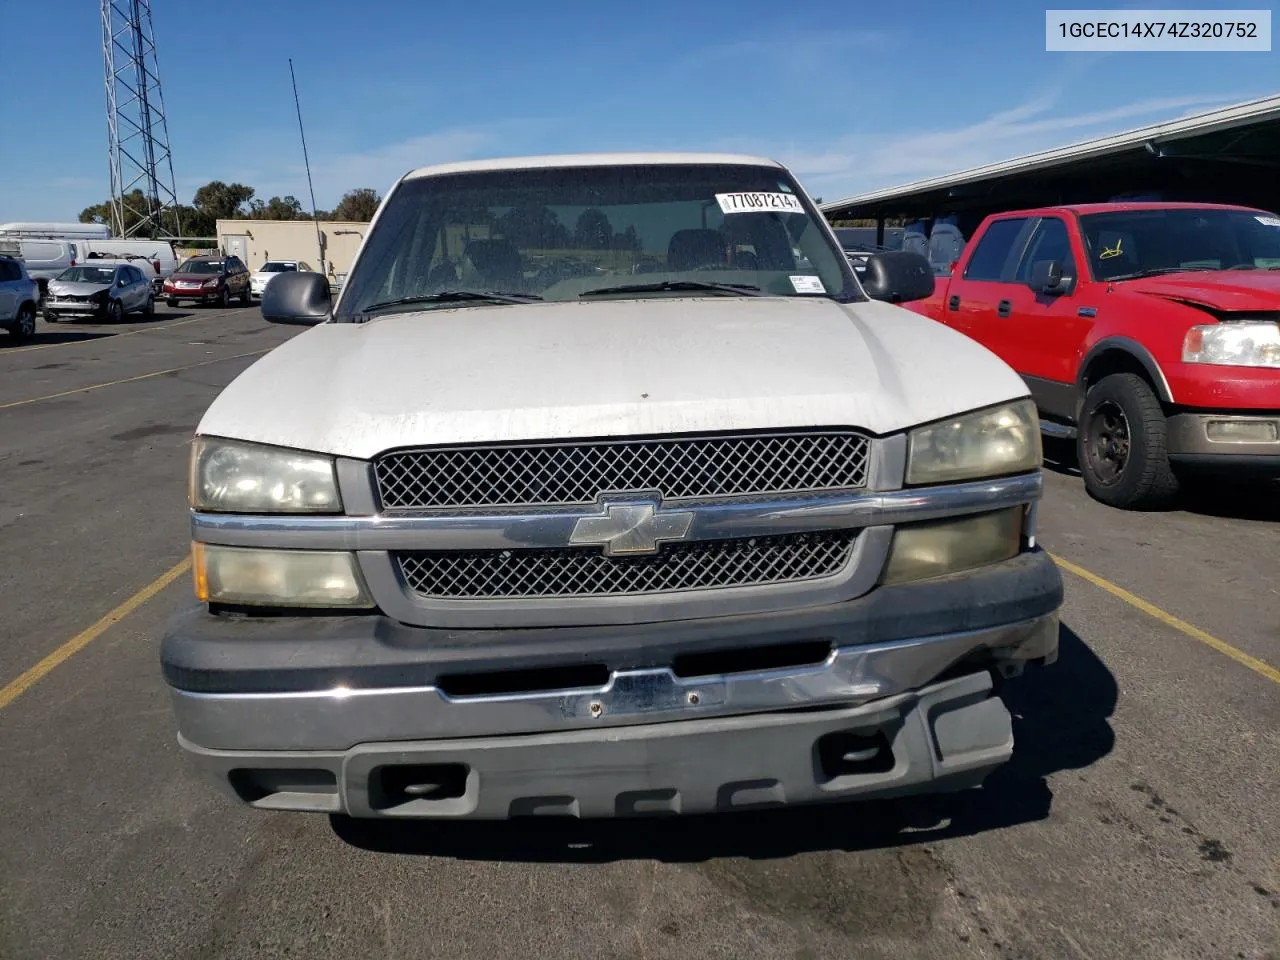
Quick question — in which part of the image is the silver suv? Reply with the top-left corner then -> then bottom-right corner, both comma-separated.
0,256 -> 39,341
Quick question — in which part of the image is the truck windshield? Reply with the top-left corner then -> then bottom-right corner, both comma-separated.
1080,208 -> 1280,280
339,163 -> 858,318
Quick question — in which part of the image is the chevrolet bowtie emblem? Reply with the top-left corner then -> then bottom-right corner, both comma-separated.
568,500 -> 695,556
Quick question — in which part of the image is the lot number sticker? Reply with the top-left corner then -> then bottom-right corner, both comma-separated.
790,275 -> 826,294
716,192 -> 805,215
1255,215 -> 1280,227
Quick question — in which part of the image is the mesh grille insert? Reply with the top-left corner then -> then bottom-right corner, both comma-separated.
397,532 -> 857,600
375,432 -> 871,509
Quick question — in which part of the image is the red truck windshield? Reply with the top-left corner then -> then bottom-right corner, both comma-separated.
1080,208 -> 1280,281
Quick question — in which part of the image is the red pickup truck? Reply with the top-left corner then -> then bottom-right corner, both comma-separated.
906,202 -> 1280,509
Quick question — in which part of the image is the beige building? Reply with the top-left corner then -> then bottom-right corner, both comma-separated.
215,219 -> 371,278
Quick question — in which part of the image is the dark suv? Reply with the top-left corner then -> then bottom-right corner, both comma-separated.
163,255 -> 251,308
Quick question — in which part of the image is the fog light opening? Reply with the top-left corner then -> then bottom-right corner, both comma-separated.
1205,419 -> 1279,443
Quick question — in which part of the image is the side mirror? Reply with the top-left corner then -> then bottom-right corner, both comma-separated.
1029,260 -> 1073,295
860,251 -> 935,304
261,270 -> 331,325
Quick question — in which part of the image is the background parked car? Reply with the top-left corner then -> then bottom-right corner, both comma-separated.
0,255 -> 40,340
45,261 -> 156,323
163,255 -> 251,307
249,259 -> 315,300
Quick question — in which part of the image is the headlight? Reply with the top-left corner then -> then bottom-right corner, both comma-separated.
193,543 -> 373,608
203,278 -> 219,288
906,399 -> 1040,485
1182,322 -> 1280,368
190,437 -> 341,513
880,508 -> 1023,585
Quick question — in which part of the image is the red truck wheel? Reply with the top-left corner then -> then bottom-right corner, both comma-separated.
1078,373 -> 1179,510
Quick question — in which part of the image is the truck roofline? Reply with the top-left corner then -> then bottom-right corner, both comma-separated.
403,152 -> 784,181
983,201 -> 1272,220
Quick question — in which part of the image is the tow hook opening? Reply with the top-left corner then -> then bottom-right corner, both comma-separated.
371,763 -> 470,809
816,730 -> 895,780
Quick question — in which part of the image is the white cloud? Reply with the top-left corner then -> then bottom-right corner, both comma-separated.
246,128 -> 497,206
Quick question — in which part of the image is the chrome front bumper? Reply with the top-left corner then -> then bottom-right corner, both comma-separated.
170,612 -> 1057,752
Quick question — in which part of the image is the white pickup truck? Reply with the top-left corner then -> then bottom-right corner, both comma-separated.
163,153 -> 1062,820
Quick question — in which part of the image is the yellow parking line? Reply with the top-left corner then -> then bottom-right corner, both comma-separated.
0,348 -> 270,411
0,558 -> 192,711
1050,552 -> 1280,686
1,312 -> 226,356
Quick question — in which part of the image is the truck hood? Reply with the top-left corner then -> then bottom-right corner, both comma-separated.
197,297 -> 1030,459
1121,271 -> 1280,312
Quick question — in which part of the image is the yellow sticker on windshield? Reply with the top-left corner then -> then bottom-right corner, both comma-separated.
1099,238 -> 1124,260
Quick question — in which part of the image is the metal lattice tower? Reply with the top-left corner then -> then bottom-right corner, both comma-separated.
102,0 -> 180,239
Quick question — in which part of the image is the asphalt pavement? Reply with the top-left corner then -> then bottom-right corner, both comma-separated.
0,306 -> 1276,960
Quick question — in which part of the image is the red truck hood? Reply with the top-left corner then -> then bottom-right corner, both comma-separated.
1121,271 -> 1280,312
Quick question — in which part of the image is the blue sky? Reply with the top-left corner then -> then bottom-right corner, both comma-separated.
1,0 -> 1276,222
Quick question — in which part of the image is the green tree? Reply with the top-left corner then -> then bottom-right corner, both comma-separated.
332,188 -> 381,222
574,208 -> 613,250
192,181 -> 256,221
496,205 -> 570,249
610,225 -> 641,252
248,195 -> 307,220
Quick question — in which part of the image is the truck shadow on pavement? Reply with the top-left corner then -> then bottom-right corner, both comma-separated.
1042,437 -> 1279,522
331,624 -> 1116,863
1179,478 -> 1280,523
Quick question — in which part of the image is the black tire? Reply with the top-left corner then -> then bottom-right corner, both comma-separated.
166,298 -> 178,308
44,311 -> 58,323
239,285 -> 251,306
218,287 -> 230,309
107,300 -> 124,324
8,304 -> 36,341
1077,373 -> 1179,510
143,295 -> 155,318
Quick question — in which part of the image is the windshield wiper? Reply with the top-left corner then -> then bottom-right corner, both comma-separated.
362,290 -> 542,313
579,280 -> 762,298
1104,267 -> 1216,281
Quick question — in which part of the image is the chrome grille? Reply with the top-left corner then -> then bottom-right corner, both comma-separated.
375,432 -> 871,509
397,532 -> 857,599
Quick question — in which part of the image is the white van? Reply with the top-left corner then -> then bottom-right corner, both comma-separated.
4,239 -> 80,296
81,239 -> 178,289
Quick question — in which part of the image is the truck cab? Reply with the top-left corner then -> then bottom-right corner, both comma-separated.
907,202 -> 1280,509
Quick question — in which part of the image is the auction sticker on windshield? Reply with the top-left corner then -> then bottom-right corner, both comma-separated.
1255,215 -> 1280,227
716,192 -> 805,215
790,275 -> 826,294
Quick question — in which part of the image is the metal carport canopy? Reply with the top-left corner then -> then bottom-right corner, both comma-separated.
819,93 -> 1280,227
